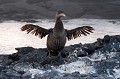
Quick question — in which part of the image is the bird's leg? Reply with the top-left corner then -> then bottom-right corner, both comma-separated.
48,50 -> 61,57
47,50 -> 56,57
47,50 -> 51,57
58,51 -> 61,57
58,51 -> 64,60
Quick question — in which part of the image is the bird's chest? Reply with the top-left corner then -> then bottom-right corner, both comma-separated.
47,31 -> 66,50
50,32 -> 66,45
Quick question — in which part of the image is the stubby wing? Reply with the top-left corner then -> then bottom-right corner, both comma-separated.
66,26 -> 94,40
21,24 -> 52,39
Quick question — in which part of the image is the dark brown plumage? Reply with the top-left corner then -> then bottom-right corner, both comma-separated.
21,11 -> 94,56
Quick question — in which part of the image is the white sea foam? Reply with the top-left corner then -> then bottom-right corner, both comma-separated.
89,51 -> 117,62
107,69 -> 120,79
27,69 -> 46,78
113,69 -> 120,79
24,58 -> 96,78
52,60 -> 96,74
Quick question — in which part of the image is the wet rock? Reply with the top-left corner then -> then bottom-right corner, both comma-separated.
0,55 -> 13,71
80,58 -> 94,66
94,60 -> 120,70
9,53 -> 19,61
74,47 -> 89,57
102,35 -> 111,44
12,62 -> 33,73
71,72 -> 81,78
0,72 -> 8,79
15,47 -> 35,55
41,56 -> 64,65
0,35 -> 120,79
18,49 -> 47,63
4,69 -> 21,78
34,71 -> 60,79
93,77 -> 114,79
64,54 -> 79,63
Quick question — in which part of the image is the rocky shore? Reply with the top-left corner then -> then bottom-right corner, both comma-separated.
0,35 -> 120,79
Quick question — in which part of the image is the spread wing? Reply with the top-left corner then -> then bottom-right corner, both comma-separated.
21,24 -> 52,39
66,26 -> 94,40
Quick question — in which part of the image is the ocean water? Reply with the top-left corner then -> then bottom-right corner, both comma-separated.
0,19 -> 120,78
0,19 -> 120,54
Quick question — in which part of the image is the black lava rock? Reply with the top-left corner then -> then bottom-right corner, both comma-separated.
0,35 -> 120,79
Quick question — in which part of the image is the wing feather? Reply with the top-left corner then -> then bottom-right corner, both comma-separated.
66,26 -> 94,40
21,24 -> 52,39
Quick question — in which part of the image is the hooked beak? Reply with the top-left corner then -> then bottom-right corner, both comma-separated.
56,12 -> 66,18
60,13 -> 66,17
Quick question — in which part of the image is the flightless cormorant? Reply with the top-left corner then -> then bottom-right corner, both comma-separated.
21,11 -> 94,56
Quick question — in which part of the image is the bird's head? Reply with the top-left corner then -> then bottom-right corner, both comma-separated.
56,10 -> 66,19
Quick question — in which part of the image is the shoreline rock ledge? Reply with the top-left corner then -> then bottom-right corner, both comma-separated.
0,35 -> 120,79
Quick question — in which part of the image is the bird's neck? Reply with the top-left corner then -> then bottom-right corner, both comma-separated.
54,18 -> 64,31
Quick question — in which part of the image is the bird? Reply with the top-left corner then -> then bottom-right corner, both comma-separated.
21,10 -> 94,56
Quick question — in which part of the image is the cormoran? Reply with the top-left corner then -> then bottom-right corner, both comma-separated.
21,11 -> 94,56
